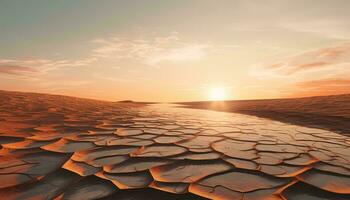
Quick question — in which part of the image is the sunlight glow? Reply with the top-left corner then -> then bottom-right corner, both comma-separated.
209,87 -> 227,101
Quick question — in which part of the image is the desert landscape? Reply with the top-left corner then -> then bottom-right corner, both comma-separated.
180,94 -> 350,135
1,1 -> 350,199
0,90 -> 349,200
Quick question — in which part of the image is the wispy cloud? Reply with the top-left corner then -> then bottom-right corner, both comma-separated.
285,78 -> 350,97
91,33 -> 211,66
145,44 -> 209,65
255,41 -> 350,75
250,41 -> 350,97
0,33 -> 214,79
0,58 -> 97,77
0,64 -> 39,76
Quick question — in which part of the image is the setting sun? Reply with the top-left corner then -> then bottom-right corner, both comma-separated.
0,1 -> 349,200
209,87 -> 227,101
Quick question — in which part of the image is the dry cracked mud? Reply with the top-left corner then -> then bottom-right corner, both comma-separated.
0,91 -> 349,200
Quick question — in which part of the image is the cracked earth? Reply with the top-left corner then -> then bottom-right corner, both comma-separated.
0,91 -> 349,200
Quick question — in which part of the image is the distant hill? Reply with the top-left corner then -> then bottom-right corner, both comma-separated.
117,100 -> 135,103
117,100 -> 157,104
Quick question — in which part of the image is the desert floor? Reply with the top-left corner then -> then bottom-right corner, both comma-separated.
0,91 -> 349,200
179,94 -> 350,136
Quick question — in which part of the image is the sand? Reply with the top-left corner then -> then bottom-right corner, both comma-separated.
179,94 -> 350,135
0,90 -> 349,200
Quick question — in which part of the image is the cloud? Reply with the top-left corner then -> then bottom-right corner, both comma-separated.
0,33 -> 215,87
0,57 -> 97,78
0,64 -> 39,75
250,41 -> 350,97
91,34 -> 211,66
0,33 -> 216,79
145,44 -> 209,65
286,78 -> 350,97
260,41 -> 350,75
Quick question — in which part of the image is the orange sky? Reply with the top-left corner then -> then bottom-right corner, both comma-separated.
1,1 -> 350,101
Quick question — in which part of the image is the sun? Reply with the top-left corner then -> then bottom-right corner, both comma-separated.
209,87 -> 227,101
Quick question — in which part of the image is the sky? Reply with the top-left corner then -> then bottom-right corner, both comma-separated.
0,0 -> 350,102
